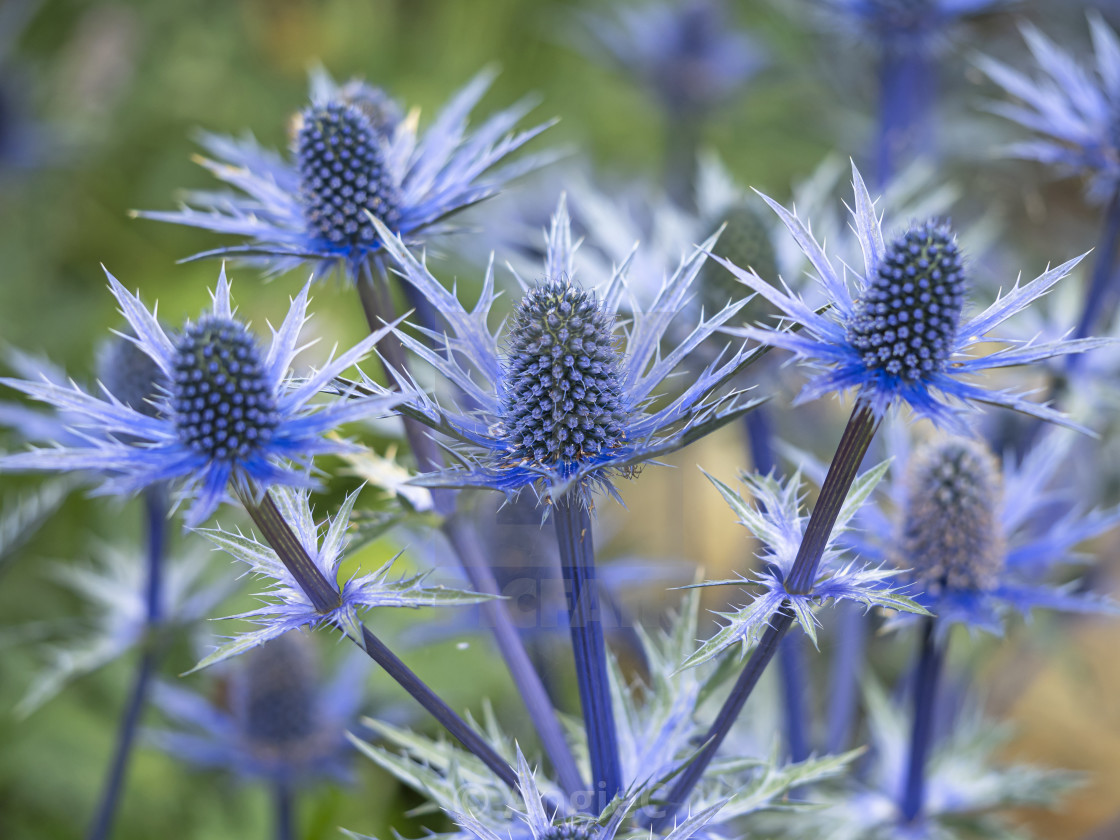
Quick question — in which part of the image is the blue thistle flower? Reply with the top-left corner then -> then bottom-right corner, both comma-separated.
854,426 -> 1120,634
979,15 -> 1120,202
192,486 -> 493,670
365,197 -> 760,505
151,630 -> 364,785
578,0 -> 765,116
138,69 -> 552,282
719,162 -> 1100,434
0,267 -> 403,526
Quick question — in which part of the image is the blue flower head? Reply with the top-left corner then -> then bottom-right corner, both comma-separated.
578,0 -> 766,115
0,267 -> 403,526
138,69 -> 552,282
719,163 -> 1099,433
820,0 -> 1002,55
366,196 -> 761,506
980,15 -> 1120,201
855,426 -> 1120,634
151,630 -> 364,785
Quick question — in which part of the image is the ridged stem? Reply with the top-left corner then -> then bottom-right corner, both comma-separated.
356,262 -> 584,795
900,616 -> 946,825
654,405 -> 879,828
238,488 -> 518,791
743,408 -> 809,762
86,486 -> 167,840
553,493 -> 622,811
274,781 -> 295,840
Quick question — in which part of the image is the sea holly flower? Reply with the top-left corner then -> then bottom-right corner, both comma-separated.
192,486 -> 493,670
979,15 -> 1120,202
0,267 -> 404,526
151,631 -> 365,785
138,69 -> 552,282
853,429 -> 1120,634
364,197 -> 762,505
719,162 -> 1100,434
681,464 -> 929,670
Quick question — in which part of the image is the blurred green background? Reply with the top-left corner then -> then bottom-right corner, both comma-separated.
2,1 -> 1119,839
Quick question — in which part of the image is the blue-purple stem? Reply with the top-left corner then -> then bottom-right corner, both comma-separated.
654,405 -> 879,829
86,486 -> 166,840
743,408 -> 810,763
239,489 -> 519,792
824,602 -> 867,754
1073,188 -> 1120,344
554,493 -> 622,811
875,48 -> 935,188
900,616 -> 946,825
274,781 -> 295,840
357,266 -> 584,795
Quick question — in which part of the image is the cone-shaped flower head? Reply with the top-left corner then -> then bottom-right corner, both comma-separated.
296,102 -> 403,255
846,221 -> 965,384
138,69 -> 552,282
503,281 -> 628,474
699,201 -> 780,320
364,196 -> 761,506
897,437 -> 1004,594
152,631 -> 364,784
0,268 -> 404,526
718,162 -> 1100,433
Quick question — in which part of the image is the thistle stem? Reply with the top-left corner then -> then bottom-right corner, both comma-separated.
744,408 -> 809,762
900,617 -> 946,825
876,48 -> 935,187
86,486 -> 167,840
274,781 -> 295,840
356,262 -> 584,795
238,488 -> 519,792
654,405 -> 879,829
1072,187 -> 1120,343
554,493 -> 623,811
824,602 -> 867,754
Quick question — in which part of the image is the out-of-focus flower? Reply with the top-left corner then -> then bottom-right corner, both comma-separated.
0,268 -> 403,526
151,631 -> 364,785
139,69 -> 552,282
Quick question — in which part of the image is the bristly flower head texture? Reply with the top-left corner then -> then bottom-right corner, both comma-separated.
980,15 -> 1120,202
193,487 -> 492,669
138,69 -> 552,281
854,427 -> 1120,633
151,631 -> 364,785
0,267 -> 403,526
365,196 -> 761,505
718,162 -> 1099,433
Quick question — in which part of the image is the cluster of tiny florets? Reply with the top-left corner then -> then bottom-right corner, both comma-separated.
97,333 -> 168,418
700,201 -> 779,322
297,102 -> 402,249
236,633 -> 324,763
539,820 -> 597,840
897,437 -> 1005,593
502,280 -> 628,471
847,221 -> 965,382
171,316 -> 278,463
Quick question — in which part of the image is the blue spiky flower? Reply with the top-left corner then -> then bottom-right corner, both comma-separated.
0,267 -> 403,526
138,69 -> 552,281
980,15 -> 1120,202
151,631 -> 364,785
718,162 -> 1100,433
852,427 -> 1119,633
363,197 -> 760,504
